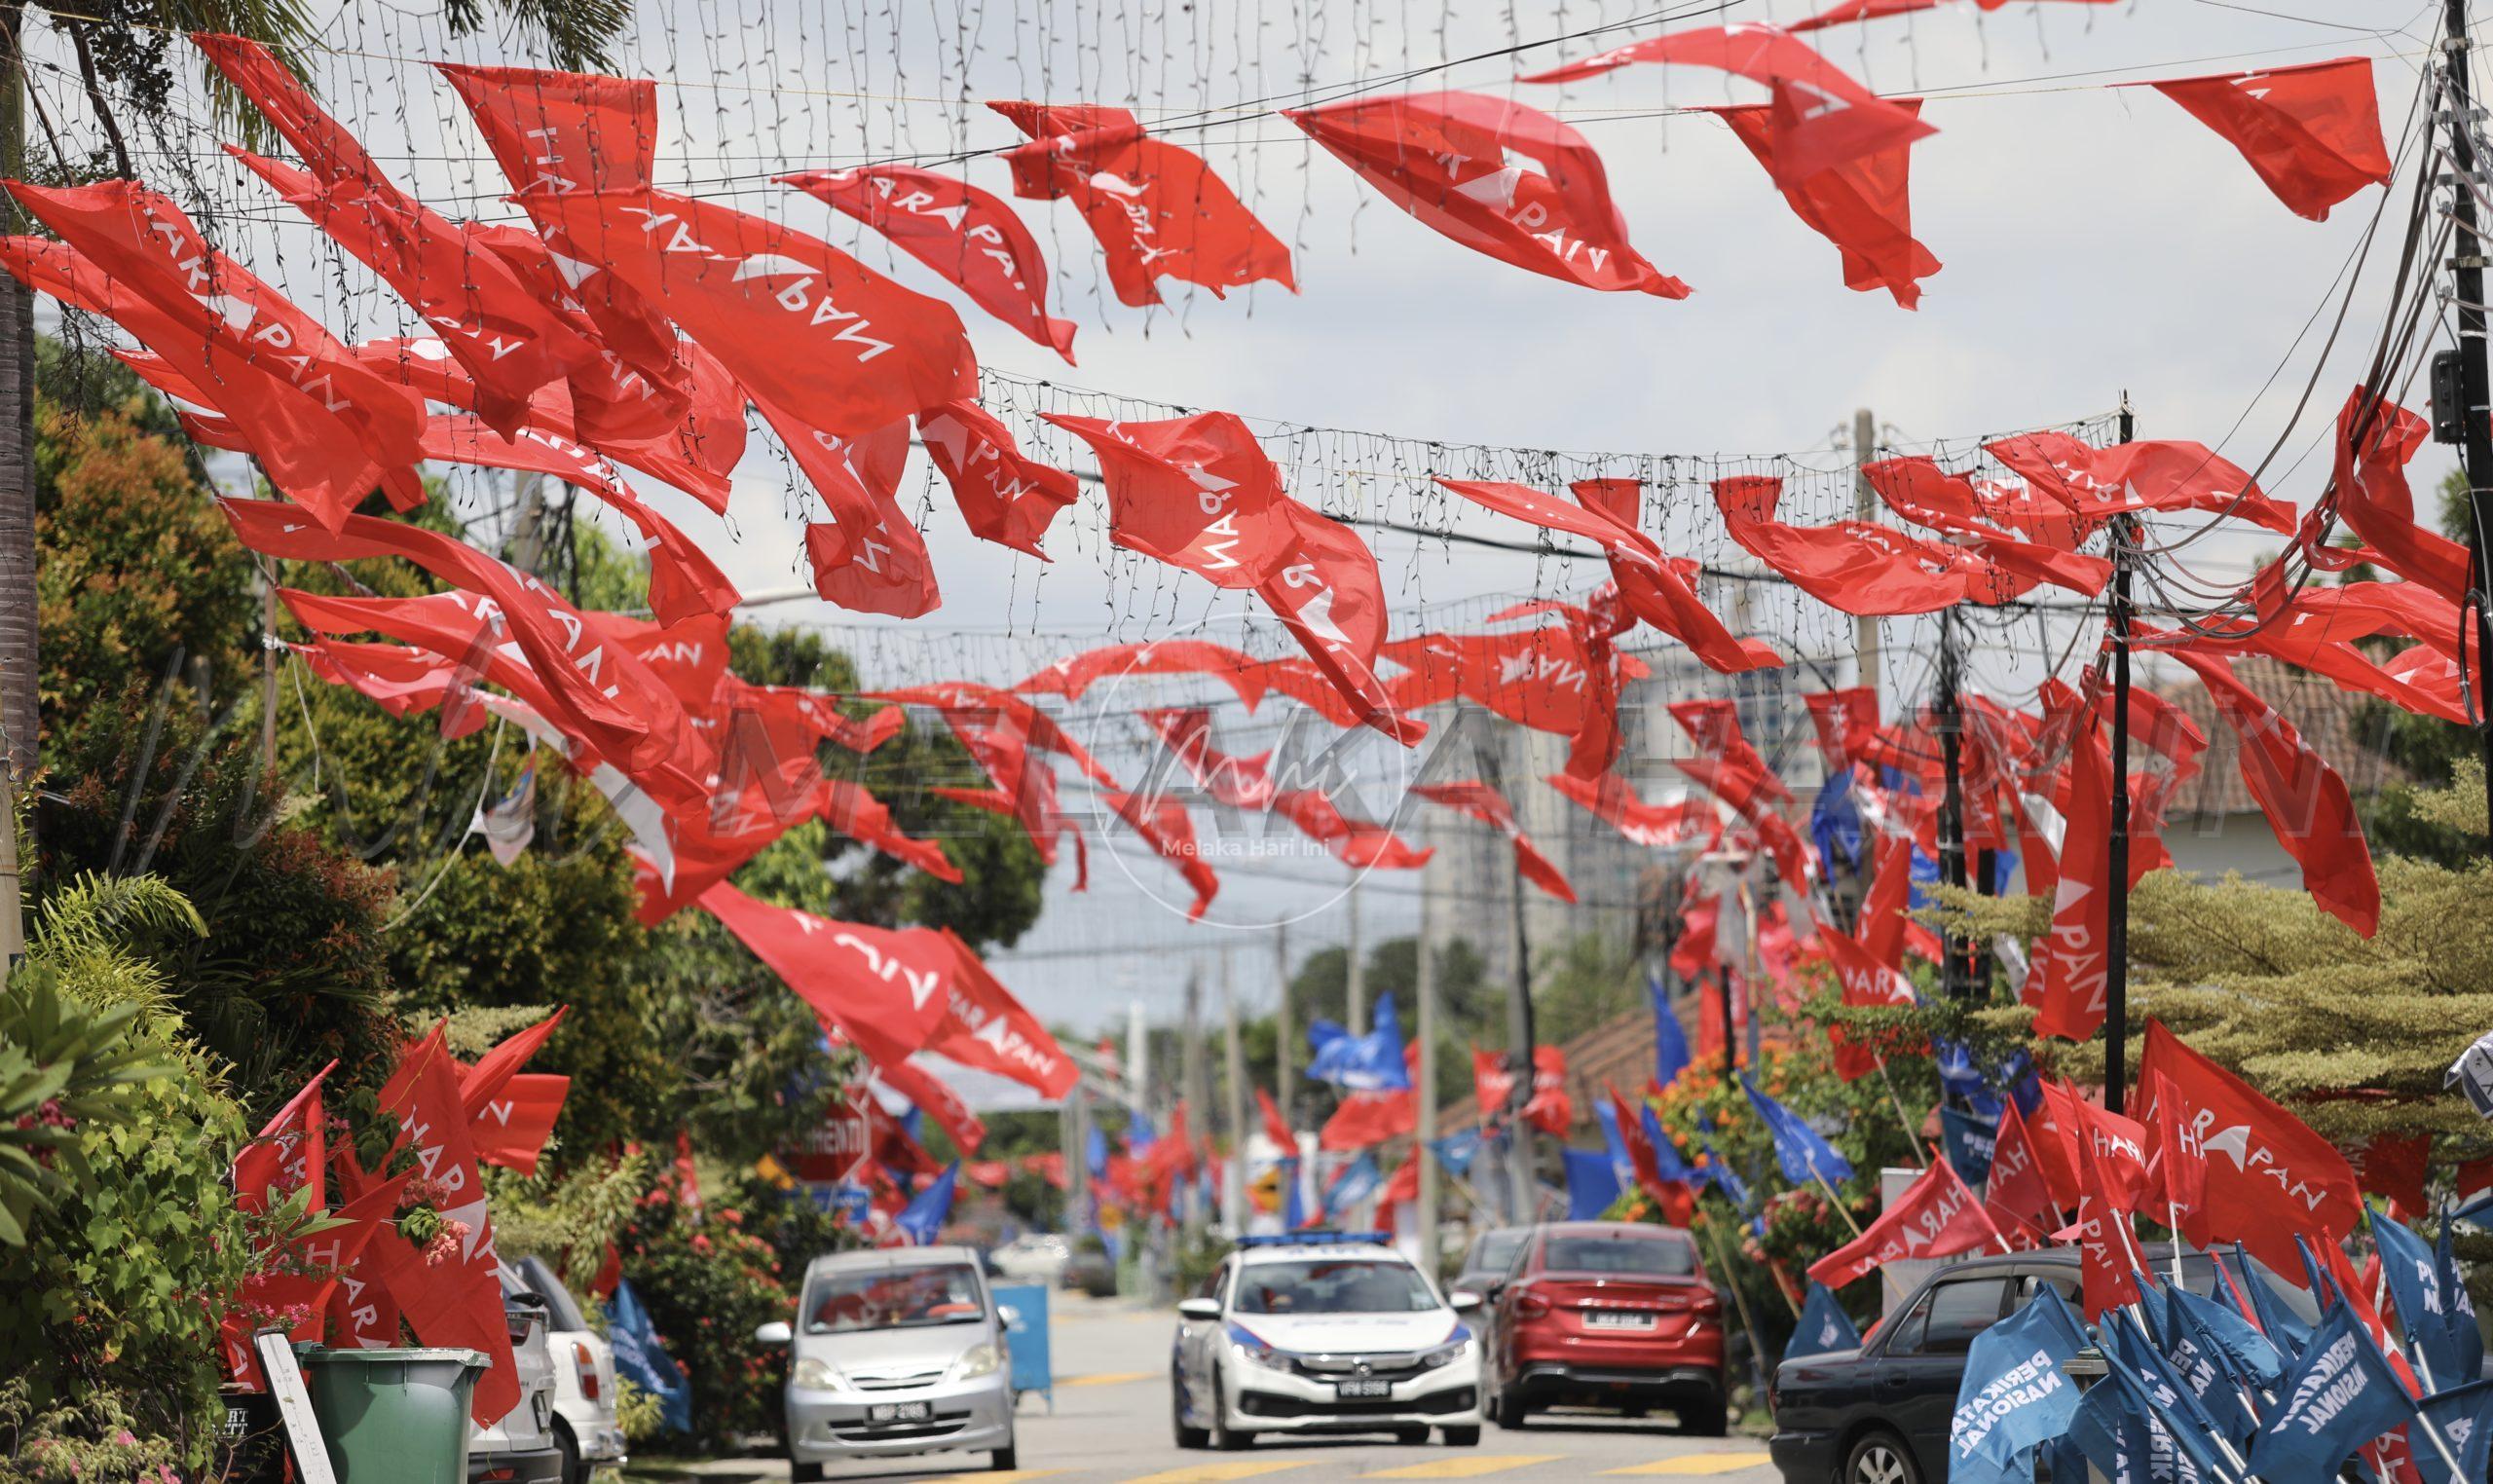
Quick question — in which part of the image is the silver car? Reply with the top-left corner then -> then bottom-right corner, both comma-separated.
756,1245 -> 1019,1479
513,1255 -> 629,1483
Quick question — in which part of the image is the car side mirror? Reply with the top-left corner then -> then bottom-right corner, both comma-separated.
1483,1282 -> 1506,1304
996,1304 -> 1022,1328
1449,1289 -> 1483,1314
753,1320 -> 793,1346
1176,1298 -> 1221,1321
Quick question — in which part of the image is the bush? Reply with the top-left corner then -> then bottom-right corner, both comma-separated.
0,1378 -> 184,1484
618,1184 -> 799,1448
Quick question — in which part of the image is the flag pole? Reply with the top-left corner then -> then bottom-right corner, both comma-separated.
1812,1167 -> 1866,1241
2104,394 -> 2137,1116
1875,1057 -> 1927,1166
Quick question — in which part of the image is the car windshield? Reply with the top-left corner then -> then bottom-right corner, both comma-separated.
1233,1259 -> 1439,1315
804,1264 -> 986,1334
1468,1232 -> 1524,1276
1540,1234 -> 1696,1277
516,1256 -> 588,1332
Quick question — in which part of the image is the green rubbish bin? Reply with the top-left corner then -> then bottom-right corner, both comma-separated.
290,1345 -> 489,1483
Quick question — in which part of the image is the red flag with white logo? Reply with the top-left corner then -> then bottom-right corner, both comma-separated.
1286,91 -> 1687,297
1255,501 -> 1419,742
2139,1020 -> 2362,1275
1712,98 -> 1939,308
784,166 -> 1077,360
697,882 -> 960,1069
2145,57 -> 2392,222
2070,1132 -> 2150,1319
1806,1156 -> 2002,1288
916,931 -> 1079,1098
233,1060 -> 334,1215
991,102 -> 1293,306
1414,779 -> 1577,904
916,399 -> 1081,559
1545,772 -> 1715,848
1984,1098 -> 2061,1243
1045,411 -> 1295,587
775,402 -> 941,619
1820,926 -> 1918,1082
2026,708 -> 2112,1041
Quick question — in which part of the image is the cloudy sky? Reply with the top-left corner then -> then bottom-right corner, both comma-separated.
36,0 -> 2459,1085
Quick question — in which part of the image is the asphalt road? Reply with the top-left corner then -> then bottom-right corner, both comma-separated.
663,1293 -> 1783,1484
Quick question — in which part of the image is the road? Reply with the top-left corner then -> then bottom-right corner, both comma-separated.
657,1293 -> 1782,1484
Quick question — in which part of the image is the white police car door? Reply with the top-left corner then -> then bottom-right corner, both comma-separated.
1175,1259 -> 1231,1424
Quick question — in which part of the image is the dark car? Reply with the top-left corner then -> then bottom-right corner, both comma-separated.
1479,1221 -> 1726,1435
1450,1226 -> 1532,1296
1766,1246 -> 2315,1484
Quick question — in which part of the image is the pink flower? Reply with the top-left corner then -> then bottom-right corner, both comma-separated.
114,1430 -> 136,1446
424,1219 -> 471,1267
690,1234 -> 713,1255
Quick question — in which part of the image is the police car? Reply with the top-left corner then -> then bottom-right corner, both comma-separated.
1170,1232 -> 1484,1449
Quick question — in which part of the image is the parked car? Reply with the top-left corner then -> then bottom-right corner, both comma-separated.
990,1233 -> 1072,1284
1171,1230 -> 1484,1450
1766,1246 -> 2317,1484
1450,1225 -> 1531,1297
1479,1220 -> 1726,1435
469,1264 -> 565,1483
511,1254 -> 629,1484
1062,1235 -> 1118,1297
756,1245 -> 1020,1479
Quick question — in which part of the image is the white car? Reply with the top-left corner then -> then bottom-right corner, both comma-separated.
513,1255 -> 630,1482
1171,1232 -> 1484,1450
989,1233 -> 1071,1283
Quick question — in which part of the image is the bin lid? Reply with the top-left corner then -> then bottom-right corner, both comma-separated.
292,1344 -> 491,1369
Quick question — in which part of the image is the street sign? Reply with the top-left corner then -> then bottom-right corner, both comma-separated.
786,1087 -> 874,1184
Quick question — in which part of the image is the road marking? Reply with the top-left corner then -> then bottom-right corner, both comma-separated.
1358,1455 -> 1564,1478
1060,1369 -> 1159,1387
1123,1464 -> 1314,1484
922,1473 -> 1065,1483
1598,1453 -> 1774,1476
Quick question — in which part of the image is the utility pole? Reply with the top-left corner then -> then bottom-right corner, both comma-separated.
1478,738 -> 1538,1221
1221,947 -> 1246,1238
1344,881 -> 1366,1030
1935,605 -> 1971,1002
1128,1000 -> 1148,1130
1414,818 -> 1440,1279
2440,0 -> 2493,840
1852,407 -> 1882,707
1273,924 -> 1294,1129
1064,1077 -> 1089,1226
1182,968 -> 1208,1243
2104,396 -> 2138,1116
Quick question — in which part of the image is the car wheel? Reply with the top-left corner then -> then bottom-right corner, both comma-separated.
1492,1381 -> 1528,1430
1844,1428 -> 1921,1484
551,1422 -> 582,1484
1207,1365 -> 1249,1451
1172,1371 -> 1209,1450
789,1464 -> 825,1484
1679,1394 -> 1728,1437
1440,1426 -> 1481,1446
990,1435 -> 1018,1471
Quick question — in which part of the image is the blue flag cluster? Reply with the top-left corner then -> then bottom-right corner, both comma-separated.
1949,1287 -> 2088,1484
1786,1283 -> 1862,1362
1306,993 -> 1412,1092
1737,1074 -> 1852,1187
1563,1146 -> 1622,1220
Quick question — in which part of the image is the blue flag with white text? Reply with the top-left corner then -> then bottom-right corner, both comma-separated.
1739,1073 -> 1854,1186
2412,1377 -> 2493,1484
1321,1153 -> 1382,1218
2170,1280 -> 2288,1392
1786,1282 -> 1863,1361
1940,1105 -> 1997,1186
605,1278 -> 692,1434
2374,1208 -> 2472,1390
1949,1286 -> 2089,1484
1428,1128 -> 1483,1179
2248,1302 -> 2423,1484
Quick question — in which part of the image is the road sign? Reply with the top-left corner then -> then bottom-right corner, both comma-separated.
786,1087 -> 874,1184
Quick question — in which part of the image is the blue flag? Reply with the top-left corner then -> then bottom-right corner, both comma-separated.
2108,1303 -> 2236,1455
1809,769 -> 1864,881
1640,1105 -> 1691,1181
605,1278 -> 692,1434
1593,1100 -> 1635,1188
1306,993 -> 1411,1092
2170,1281 -> 2288,1392
2240,1244 -> 2316,1359
1564,1146 -> 1623,1220
1322,1153 -> 1382,1218
2157,1288 -> 2263,1446
895,1162 -> 958,1245
1281,1157 -> 1307,1230
1649,973 -> 1691,1094
1738,1073 -> 1854,1187
2374,1209 -> 2471,1390
2412,1377 -> 2493,1484
1697,1133 -> 1752,1208
2436,1206 -> 2485,1383
1940,1105 -> 1998,1186
1128,1107 -> 1156,1154
1086,1123 -> 1108,1179
1787,1282 -> 1863,1361
1427,1128 -> 1483,1179
1949,1286 -> 2089,1484
2071,1355 -> 2224,1484
2249,1302 -> 2423,1484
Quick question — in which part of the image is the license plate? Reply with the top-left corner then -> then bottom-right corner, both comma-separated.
867,1400 -> 933,1425
1584,1311 -> 1656,1331
1335,1378 -> 1394,1399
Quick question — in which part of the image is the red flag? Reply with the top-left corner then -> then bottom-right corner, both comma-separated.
1523,1045 -> 1574,1135
2138,1066 -> 2208,1216
1713,98 -> 1938,308
1856,833 -> 1940,971
1285,91 -> 1687,297
1672,757 -> 1813,887
990,102 -> 1293,306
221,1165 -> 408,1390
1986,429 -> 2294,535
1019,640 -> 1267,708
1414,780 -> 1577,904
2063,1084 -> 2153,1210
233,1061 -> 335,1214
783,166 -> 1076,360
230,504 -> 706,805
1256,1088 -> 1297,1152
1271,788 -> 1433,871
2139,1020 -> 2362,1275
1523,23 -> 1936,184
1472,1044 -> 1519,1120
1545,771 -> 1715,848
773,403 -> 941,619
2170,650 -> 2379,937
526,187 -> 974,439
1984,1098 -> 2060,1242
1820,926 -> 1917,1082
1044,411 -> 1295,587
2029,1080 -> 2091,1213
371,1028 -> 520,1424
1321,1090 -> 1418,1150
921,931 -> 1080,1098
2026,710 -> 2112,1041
1103,788 -> 1221,920
460,1010 -> 571,1177
1375,1154 -> 1423,1230
2314,390 -> 2470,602
1255,501 -> 1419,743
1141,707 -> 1277,809
460,1009 -> 565,1121
1806,1156 -> 2001,1288
2146,57 -> 2392,221
1787,0 -> 1944,30
2344,1133 -> 2430,1218
1668,699 -> 1785,799
917,399 -> 1080,559
874,1056 -> 988,1158
2070,1132 -> 2150,1319
697,882 -> 959,1070
1715,474 -> 2092,614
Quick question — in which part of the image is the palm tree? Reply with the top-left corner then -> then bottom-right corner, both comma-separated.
0,0 -> 635,939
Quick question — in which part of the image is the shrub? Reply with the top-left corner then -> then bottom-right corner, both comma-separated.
619,1183 -> 797,1448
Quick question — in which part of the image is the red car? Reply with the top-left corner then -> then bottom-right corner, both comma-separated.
1478,1221 -> 1727,1434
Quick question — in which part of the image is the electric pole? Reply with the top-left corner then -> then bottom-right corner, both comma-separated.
1936,605 -> 1970,1003
1182,967 -> 1208,1243
1414,817 -> 1440,1278
1273,924 -> 1294,1129
1344,880 -> 1366,1030
1221,947 -> 1246,1237
2440,0 -> 2493,835
2104,396 -> 2138,1115
1852,407 -> 1882,708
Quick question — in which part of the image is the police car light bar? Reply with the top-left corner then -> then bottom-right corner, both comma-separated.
1236,1231 -> 1392,1248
